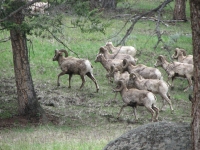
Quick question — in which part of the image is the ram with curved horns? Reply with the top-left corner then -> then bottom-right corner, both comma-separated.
52,49 -> 99,92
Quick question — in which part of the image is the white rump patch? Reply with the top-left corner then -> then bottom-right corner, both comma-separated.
85,60 -> 93,73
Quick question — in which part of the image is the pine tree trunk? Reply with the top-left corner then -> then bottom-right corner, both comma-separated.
9,0 -> 46,120
189,0 -> 200,150
173,0 -> 187,21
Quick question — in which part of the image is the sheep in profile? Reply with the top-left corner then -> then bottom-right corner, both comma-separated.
94,53 -> 123,72
98,46 -> 137,66
129,72 -> 174,112
172,48 -> 193,64
105,41 -> 137,57
113,80 -> 159,122
122,59 -> 163,80
154,55 -> 193,92
52,49 -> 99,92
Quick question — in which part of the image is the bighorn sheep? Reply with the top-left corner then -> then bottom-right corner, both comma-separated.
129,72 -> 174,112
108,65 -> 130,100
172,48 -> 193,64
98,46 -> 137,66
105,41 -> 137,57
154,55 -> 193,92
52,49 -> 99,92
113,80 -> 159,122
122,59 -> 163,80
94,53 -> 123,72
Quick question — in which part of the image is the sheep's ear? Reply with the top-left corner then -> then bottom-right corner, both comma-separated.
99,47 -> 105,53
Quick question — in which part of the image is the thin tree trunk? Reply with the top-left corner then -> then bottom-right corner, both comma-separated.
9,0 -> 46,121
189,0 -> 200,150
173,0 -> 187,21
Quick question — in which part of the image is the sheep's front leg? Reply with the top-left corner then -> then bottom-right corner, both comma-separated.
68,74 -> 73,88
184,76 -> 192,92
133,107 -> 138,121
117,104 -> 127,119
57,72 -> 66,86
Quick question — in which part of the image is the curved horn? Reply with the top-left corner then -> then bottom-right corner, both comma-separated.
130,72 -> 138,79
172,48 -> 179,58
122,59 -> 129,69
114,80 -> 124,92
179,49 -> 187,56
157,55 -> 165,62
59,49 -> 68,57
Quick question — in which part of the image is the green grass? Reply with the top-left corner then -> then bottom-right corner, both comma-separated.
0,0 -> 193,150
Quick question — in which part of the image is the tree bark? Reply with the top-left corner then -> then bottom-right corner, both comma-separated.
173,0 -> 187,21
189,0 -> 200,150
9,0 -> 46,121
101,0 -> 116,9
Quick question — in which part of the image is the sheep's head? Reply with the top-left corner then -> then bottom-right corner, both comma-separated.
98,46 -> 108,54
113,80 -> 126,92
172,48 -> 187,59
53,49 -> 68,61
94,54 -> 103,63
154,55 -> 165,67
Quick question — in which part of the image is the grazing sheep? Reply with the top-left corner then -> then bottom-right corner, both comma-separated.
172,48 -> 193,64
129,72 -> 174,112
113,80 -> 159,122
98,46 -> 137,66
105,41 -> 137,57
154,55 -> 193,92
52,49 -> 99,92
122,59 -> 163,80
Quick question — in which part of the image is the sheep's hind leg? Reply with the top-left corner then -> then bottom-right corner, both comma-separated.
80,75 -> 86,89
145,106 -> 155,122
161,94 -> 174,113
86,72 -> 99,92
152,104 -> 159,121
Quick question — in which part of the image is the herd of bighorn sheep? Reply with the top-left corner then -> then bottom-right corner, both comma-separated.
53,42 -> 193,122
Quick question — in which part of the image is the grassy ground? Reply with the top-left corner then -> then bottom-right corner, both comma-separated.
0,0 -> 193,149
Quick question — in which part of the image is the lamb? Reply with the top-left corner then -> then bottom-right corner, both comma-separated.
105,41 -> 137,57
172,48 -> 193,64
52,49 -> 99,92
154,55 -> 193,92
122,59 -> 163,80
129,72 -> 174,112
113,80 -> 159,122
98,46 -> 137,66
